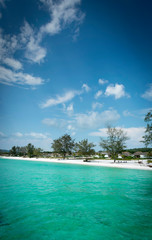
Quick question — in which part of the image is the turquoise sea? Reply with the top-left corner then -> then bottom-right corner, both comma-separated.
0,159 -> 152,240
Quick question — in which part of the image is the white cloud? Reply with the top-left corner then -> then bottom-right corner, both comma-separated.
67,124 -> 75,131
90,127 -> 145,148
25,132 -> 48,139
43,118 -> 76,134
40,90 -> 81,108
125,127 -> 145,144
0,29 -> 45,87
67,124 -> 76,136
0,66 -> 44,86
73,27 -> 80,41
19,0 -> 85,63
98,78 -> 108,85
0,131 -> 6,137
71,131 -> 76,136
42,118 -> 67,128
123,110 -> 134,117
39,0 -> 85,37
0,0 -> 5,7
82,83 -> 91,92
67,103 -> 74,115
142,84 -> 152,101
95,90 -> 102,99
92,102 -> 103,110
3,57 -> 22,70
0,0 -> 85,66
75,109 -> 120,129
89,128 -> 107,137
0,29 -> 19,62
26,38 -> 46,64
14,131 -> 50,139
14,132 -> 23,137
20,21 -> 47,63
17,72 -> 44,85
105,83 -> 129,99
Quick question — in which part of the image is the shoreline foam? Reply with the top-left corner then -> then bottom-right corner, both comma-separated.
1,156 -> 152,171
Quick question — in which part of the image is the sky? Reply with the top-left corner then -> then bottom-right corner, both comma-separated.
0,0 -> 152,151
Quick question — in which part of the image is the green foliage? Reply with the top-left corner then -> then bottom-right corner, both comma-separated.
51,134 -> 75,158
75,139 -> 95,156
121,155 -> 133,160
126,148 -> 152,153
10,144 -> 42,158
33,148 -> 42,157
10,146 -> 17,156
27,143 -> 34,158
147,151 -> 152,158
142,109 -> 152,147
99,126 -> 129,162
0,149 -> 9,156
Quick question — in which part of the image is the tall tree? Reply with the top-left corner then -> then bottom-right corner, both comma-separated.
99,126 -> 129,162
75,139 -> 95,156
34,148 -> 42,157
10,146 -> 17,156
142,110 -> 152,147
27,143 -> 34,158
51,134 -> 75,159
19,146 -> 28,156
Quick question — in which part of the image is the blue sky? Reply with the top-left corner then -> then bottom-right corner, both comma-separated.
0,0 -> 152,151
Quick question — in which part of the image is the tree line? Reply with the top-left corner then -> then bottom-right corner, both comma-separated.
51,109 -> 152,161
51,126 -> 129,162
9,110 -> 152,160
10,143 -> 42,158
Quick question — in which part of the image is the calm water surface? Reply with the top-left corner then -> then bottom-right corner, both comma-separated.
0,158 -> 152,240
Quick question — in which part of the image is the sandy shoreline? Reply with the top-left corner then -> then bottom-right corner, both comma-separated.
1,156 -> 152,171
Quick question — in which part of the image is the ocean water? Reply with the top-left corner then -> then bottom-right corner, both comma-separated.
0,159 -> 152,240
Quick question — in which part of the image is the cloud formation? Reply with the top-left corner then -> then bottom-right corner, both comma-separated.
3,57 -> 22,70
39,0 -> 85,37
82,83 -> 91,92
123,110 -> 134,117
75,109 -> 120,129
67,103 -> 74,115
98,78 -> 108,85
0,0 -> 85,87
92,102 -> 103,110
142,84 -> 152,101
20,0 -> 85,63
40,90 -> 81,108
0,131 -> 6,137
42,118 -> 67,128
14,131 -> 50,139
0,66 -> 44,86
20,21 -> 47,63
0,28 -> 45,87
95,90 -> 102,99
105,83 -> 129,99
0,0 -> 5,7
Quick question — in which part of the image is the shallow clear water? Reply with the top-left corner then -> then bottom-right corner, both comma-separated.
0,159 -> 152,240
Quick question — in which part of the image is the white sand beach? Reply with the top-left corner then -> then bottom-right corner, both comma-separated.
1,156 -> 152,171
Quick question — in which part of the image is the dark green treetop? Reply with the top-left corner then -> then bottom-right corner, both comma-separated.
99,126 -> 129,162
51,134 -> 75,158
75,139 -> 95,156
142,109 -> 152,147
